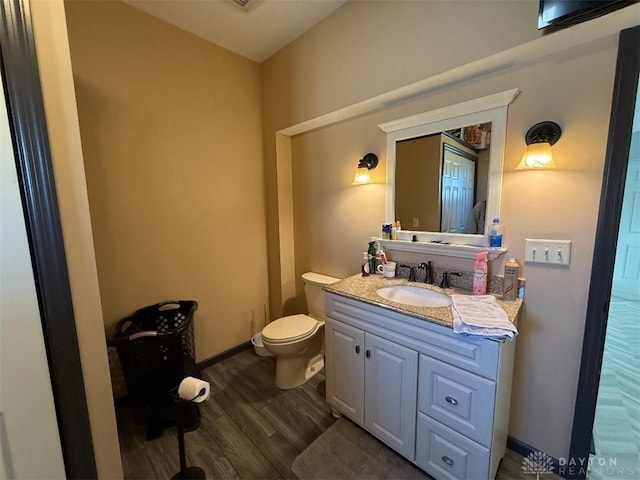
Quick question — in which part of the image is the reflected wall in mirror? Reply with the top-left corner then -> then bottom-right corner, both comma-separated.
395,122 -> 491,234
379,89 -> 519,248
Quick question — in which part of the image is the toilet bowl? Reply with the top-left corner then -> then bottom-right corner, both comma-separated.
261,272 -> 340,389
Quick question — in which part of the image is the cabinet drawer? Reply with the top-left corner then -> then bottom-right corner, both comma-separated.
326,293 -> 499,379
416,413 -> 489,480
418,355 -> 495,447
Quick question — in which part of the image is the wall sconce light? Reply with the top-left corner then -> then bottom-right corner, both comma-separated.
352,153 -> 379,185
516,121 -> 562,169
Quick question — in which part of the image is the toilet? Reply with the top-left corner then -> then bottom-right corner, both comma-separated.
261,272 -> 340,389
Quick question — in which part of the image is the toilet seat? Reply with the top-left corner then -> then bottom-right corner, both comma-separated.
262,314 -> 320,345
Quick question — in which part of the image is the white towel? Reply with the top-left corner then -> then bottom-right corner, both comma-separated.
451,295 -> 518,341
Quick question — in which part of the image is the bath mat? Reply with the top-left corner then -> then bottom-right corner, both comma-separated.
291,418 -> 432,480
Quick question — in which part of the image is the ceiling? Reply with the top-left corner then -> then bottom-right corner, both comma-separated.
123,0 -> 348,63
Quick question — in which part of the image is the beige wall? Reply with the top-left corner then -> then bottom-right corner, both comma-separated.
30,0 -> 123,477
262,0 -> 545,317
64,1 -> 268,364
263,1 -> 640,461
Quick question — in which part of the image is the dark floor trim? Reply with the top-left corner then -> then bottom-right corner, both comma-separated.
114,341 -> 254,406
197,341 -> 253,371
508,436 -> 564,478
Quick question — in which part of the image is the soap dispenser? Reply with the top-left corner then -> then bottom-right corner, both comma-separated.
361,252 -> 370,276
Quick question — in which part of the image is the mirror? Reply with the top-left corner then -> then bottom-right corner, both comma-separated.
395,123 -> 491,234
379,89 -> 519,249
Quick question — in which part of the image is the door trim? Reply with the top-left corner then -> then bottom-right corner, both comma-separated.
568,25 -> 640,480
0,1 -> 97,477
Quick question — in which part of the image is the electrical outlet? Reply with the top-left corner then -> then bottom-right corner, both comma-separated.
524,239 -> 571,266
412,217 -> 420,228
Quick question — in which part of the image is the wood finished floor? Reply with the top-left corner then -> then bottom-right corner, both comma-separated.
116,348 -> 555,479
590,298 -> 640,479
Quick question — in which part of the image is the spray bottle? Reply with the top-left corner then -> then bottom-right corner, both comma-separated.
503,258 -> 519,301
473,251 -> 489,295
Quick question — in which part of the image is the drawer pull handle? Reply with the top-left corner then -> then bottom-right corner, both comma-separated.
442,456 -> 454,466
365,349 -> 371,358
445,396 -> 458,405
355,345 -> 360,354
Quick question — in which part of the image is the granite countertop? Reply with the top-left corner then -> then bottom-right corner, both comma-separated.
324,274 -> 522,329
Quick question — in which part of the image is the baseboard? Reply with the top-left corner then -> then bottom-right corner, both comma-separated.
196,341 -> 252,371
508,435 -> 566,478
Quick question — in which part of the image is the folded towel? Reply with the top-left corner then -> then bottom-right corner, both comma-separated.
451,295 -> 518,341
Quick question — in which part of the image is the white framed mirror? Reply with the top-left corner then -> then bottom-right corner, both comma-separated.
378,89 -> 519,258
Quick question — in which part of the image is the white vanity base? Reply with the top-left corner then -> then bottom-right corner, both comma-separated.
324,292 -> 516,480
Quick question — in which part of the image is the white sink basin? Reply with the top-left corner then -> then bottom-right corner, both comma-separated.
376,285 -> 452,307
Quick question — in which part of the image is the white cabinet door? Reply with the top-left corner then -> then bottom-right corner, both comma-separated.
325,319 -> 365,424
364,333 -> 418,459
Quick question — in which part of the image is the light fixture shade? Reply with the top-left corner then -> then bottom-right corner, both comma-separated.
517,121 -> 562,170
352,167 -> 372,185
352,153 -> 378,185
516,142 -> 558,169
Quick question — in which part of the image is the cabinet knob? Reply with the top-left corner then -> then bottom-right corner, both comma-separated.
355,345 -> 360,354
445,396 -> 458,406
365,349 -> 371,358
442,455 -> 454,466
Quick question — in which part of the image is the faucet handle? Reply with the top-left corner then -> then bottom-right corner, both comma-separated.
408,266 -> 417,282
439,270 -> 460,289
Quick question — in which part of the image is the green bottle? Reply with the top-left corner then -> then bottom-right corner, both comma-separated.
368,241 -> 376,275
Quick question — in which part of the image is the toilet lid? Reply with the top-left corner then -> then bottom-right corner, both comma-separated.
262,314 -> 319,344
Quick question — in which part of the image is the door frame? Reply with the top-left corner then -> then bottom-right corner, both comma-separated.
569,25 -> 640,480
0,0 -> 97,477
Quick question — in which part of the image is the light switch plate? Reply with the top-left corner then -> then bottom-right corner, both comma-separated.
524,238 -> 572,266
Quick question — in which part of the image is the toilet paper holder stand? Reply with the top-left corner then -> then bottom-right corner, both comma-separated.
169,379 -> 210,480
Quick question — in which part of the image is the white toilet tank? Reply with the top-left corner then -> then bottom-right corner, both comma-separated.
302,272 -> 340,320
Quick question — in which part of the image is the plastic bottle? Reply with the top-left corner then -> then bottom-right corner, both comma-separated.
361,252 -> 370,276
503,257 -> 519,301
489,218 -> 503,248
473,251 -> 489,295
382,223 -> 392,240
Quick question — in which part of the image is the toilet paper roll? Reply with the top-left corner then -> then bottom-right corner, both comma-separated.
177,376 -> 210,403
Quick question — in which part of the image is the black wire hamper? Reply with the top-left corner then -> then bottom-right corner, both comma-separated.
109,300 -> 200,439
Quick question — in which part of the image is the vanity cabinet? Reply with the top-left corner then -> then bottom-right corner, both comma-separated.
324,292 -> 516,480
326,320 -> 418,458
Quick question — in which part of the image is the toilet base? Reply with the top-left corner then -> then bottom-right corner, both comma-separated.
274,353 -> 324,390
305,354 -> 324,380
